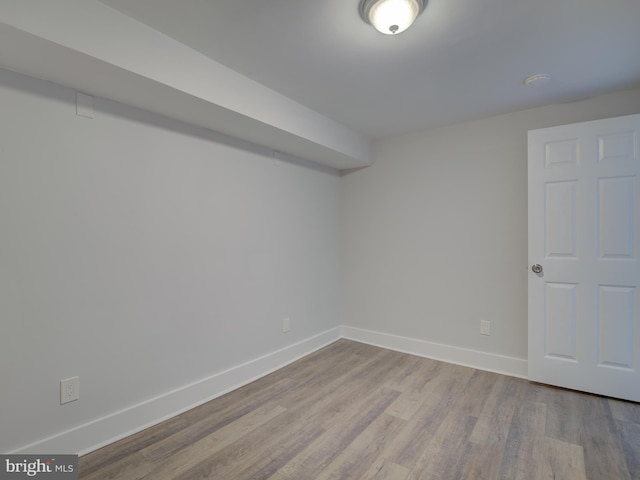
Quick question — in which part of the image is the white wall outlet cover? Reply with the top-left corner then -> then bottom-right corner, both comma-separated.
76,92 -> 94,118
60,376 -> 79,404
480,320 -> 491,336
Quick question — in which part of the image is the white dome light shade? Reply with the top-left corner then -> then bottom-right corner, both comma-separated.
360,0 -> 425,35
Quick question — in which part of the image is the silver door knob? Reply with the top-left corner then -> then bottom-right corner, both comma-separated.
532,264 -> 543,274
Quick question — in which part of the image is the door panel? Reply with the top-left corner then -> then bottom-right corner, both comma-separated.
598,285 -> 635,369
598,176 -> 635,258
545,282 -> 578,360
528,114 -> 640,402
545,181 -> 577,257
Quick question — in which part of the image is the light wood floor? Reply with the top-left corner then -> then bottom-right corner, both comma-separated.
79,340 -> 640,479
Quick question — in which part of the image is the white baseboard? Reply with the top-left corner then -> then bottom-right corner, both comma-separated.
13,325 -> 527,455
11,327 -> 342,456
341,326 -> 528,379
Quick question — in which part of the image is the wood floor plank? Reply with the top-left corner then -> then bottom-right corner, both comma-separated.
276,346 -> 391,410
359,458 -> 410,480
275,351 -> 407,435
453,369 -> 503,418
382,362 -> 475,469
79,340 -> 638,480
383,355 -> 441,394
176,422 -> 325,480
617,419 -> 640,480
609,398 -> 640,424
290,340 -> 381,379
540,437 -> 587,480
277,388 -> 401,479
79,415 -> 189,479
385,389 -> 432,420
211,422 -> 325,480
145,379 -> 294,460
575,395 -> 631,480
404,411 -> 477,480
468,375 -> 526,446
237,389 -> 399,479
460,376 -> 527,480
314,412 -> 406,480
81,378 -> 295,480
266,474 -> 289,480
524,382 -> 634,480
383,356 -> 430,392
497,400 -> 546,480
139,404 -> 287,480
534,384 -> 584,445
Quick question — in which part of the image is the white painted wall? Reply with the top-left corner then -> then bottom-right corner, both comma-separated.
0,68 -> 341,453
341,86 -> 640,364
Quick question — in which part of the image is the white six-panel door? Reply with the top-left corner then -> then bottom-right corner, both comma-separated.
528,114 -> 640,402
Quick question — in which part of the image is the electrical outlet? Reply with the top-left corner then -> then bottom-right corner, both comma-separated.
283,317 -> 290,333
60,376 -> 79,404
480,320 -> 491,336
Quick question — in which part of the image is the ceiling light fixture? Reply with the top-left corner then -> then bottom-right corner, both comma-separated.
359,0 -> 427,35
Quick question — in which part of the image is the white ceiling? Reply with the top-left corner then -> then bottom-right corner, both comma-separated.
99,0 -> 640,139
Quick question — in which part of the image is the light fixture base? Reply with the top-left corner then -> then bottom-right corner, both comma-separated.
524,73 -> 552,87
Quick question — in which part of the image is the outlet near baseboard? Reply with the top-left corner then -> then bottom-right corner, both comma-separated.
283,318 -> 290,333
60,376 -> 79,404
480,320 -> 491,336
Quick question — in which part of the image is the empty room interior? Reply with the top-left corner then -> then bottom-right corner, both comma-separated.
1,1 -> 640,479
